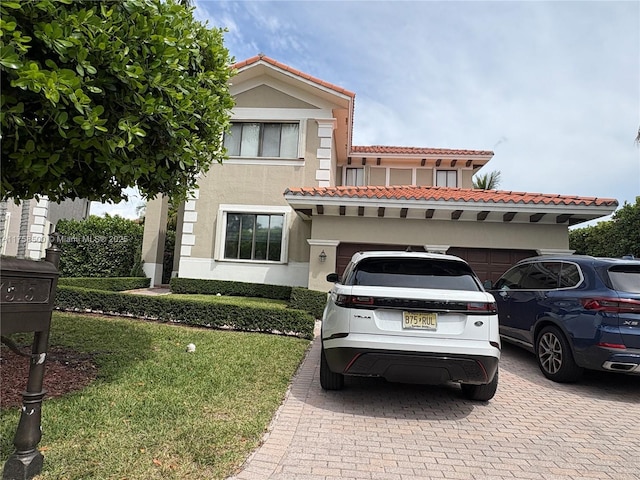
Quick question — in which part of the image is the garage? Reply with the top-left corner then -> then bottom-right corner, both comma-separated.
336,243 -> 535,284
447,247 -> 536,284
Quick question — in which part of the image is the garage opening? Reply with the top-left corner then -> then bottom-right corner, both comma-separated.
336,243 -> 536,284
447,247 -> 536,284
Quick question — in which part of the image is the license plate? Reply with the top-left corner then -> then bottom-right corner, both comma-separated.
402,312 -> 437,330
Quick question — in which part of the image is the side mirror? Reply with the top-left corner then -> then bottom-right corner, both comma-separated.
326,273 -> 339,283
483,280 -> 493,290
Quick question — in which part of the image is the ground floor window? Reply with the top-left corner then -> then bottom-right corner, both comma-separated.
217,205 -> 289,263
224,213 -> 284,261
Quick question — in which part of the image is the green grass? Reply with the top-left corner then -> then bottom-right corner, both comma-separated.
1,312 -> 310,479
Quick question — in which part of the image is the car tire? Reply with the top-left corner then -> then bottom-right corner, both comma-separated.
320,347 -> 344,390
461,368 -> 498,401
536,326 -> 583,382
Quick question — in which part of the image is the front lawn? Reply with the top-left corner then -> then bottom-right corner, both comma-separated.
0,312 -> 310,479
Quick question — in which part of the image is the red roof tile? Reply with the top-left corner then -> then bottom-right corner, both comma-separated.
284,185 -> 618,207
233,54 -> 355,98
351,146 -> 493,156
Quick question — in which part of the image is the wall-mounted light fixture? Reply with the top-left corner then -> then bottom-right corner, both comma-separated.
319,250 -> 327,263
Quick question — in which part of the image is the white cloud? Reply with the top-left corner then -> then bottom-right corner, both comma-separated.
90,187 -> 142,220
193,0 -> 639,213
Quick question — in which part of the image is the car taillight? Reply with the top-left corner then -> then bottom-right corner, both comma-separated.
581,297 -> 640,314
467,302 -> 498,314
597,342 -> 626,349
335,294 -> 375,307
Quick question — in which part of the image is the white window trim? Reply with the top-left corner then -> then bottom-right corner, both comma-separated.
214,204 -> 290,264
225,119 -> 306,163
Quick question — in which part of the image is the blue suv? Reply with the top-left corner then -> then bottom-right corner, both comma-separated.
489,255 -> 640,382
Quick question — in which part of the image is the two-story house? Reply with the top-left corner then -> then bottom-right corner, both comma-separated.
141,54 -> 617,290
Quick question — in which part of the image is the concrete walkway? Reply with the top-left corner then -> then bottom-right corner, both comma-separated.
123,287 -> 171,296
228,324 -> 640,480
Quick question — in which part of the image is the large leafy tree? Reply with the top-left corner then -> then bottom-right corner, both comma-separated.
569,198 -> 640,258
0,0 -> 234,203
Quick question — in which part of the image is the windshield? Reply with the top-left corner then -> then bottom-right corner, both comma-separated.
607,265 -> 640,293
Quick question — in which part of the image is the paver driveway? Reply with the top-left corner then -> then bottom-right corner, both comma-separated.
229,323 -> 640,480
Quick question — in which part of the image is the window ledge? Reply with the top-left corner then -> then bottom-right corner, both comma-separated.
225,157 -> 304,167
215,258 -> 287,265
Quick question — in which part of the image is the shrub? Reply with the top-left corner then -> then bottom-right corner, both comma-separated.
289,287 -> 328,320
55,215 -> 144,278
54,286 -> 315,339
58,277 -> 150,292
170,278 -> 292,300
169,278 -> 329,319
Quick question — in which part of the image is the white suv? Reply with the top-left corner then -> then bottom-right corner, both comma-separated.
320,251 -> 500,401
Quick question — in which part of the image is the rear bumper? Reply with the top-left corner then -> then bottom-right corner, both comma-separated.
576,346 -> 640,374
323,345 -> 499,385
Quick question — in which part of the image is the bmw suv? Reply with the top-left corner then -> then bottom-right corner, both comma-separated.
489,255 -> 640,382
320,251 -> 500,401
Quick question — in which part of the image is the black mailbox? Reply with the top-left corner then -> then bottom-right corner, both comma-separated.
1,246 -> 60,480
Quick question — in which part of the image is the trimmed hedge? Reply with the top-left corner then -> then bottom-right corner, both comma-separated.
58,277 -> 151,291
54,286 -> 315,339
170,277 -> 292,300
290,287 -> 328,320
170,277 -> 329,319
56,216 -> 144,278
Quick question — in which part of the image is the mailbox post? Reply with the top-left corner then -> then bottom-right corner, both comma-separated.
1,244 -> 60,480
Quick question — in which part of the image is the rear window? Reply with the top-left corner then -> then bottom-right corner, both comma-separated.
607,265 -> 640,293
347,257 -> 482,291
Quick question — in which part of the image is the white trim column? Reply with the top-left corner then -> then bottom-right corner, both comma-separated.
179,189 -> 199,260
315,119 -> 337,187
27,196 -> 49,260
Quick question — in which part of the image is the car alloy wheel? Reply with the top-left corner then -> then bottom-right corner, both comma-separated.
538,331 -> 563,375
536,326 -> 582,382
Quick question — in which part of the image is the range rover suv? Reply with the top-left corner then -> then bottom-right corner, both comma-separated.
320,251 -> 500,401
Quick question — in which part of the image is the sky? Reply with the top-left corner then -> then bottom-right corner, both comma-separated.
91,0 -> 640,226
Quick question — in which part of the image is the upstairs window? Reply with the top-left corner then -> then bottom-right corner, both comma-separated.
224,122 -> 299,158
345,168 -> 365,186
436,170 -> 458,187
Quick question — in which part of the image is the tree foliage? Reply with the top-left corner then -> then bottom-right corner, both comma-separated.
473,170 -> 502,190
569,198 -> 640,258
1,0 -> 234,203
55,215 -> 144,277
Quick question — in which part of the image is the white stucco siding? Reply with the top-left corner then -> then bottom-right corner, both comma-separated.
178,257 -> 309,287
310,216 -> 569,251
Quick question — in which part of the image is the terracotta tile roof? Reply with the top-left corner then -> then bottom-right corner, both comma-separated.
284,185 -> 618,207
351,146 -> 494,156
233,54 -> 355,98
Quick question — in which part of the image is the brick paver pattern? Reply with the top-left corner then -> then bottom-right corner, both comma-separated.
229,323 -> 640,480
